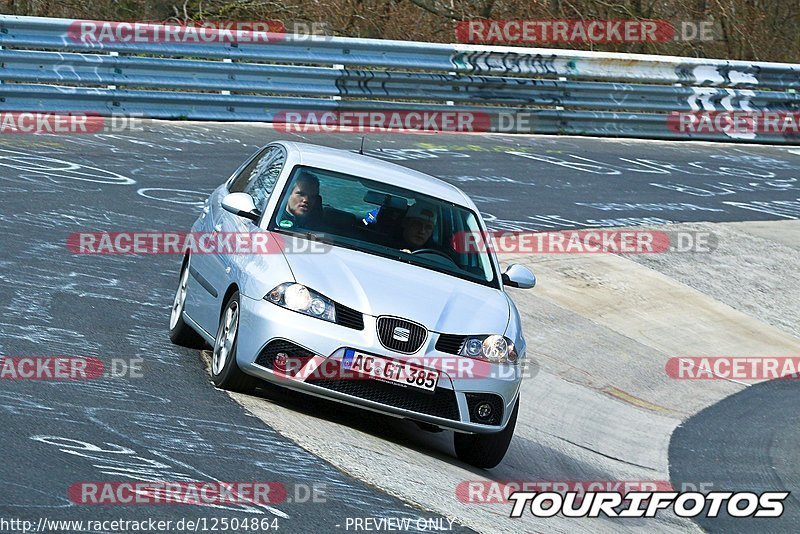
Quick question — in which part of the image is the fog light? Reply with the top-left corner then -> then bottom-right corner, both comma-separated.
274,352 -> 288,371
475,402 -> 493,421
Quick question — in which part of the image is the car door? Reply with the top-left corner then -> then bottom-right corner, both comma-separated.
222,146 -> 288,301
187,145 -> 286,334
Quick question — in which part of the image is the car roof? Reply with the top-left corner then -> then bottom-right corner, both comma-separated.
277,141 -> 473,207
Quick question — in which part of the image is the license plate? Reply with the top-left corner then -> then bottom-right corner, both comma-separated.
342,350 -> 439,392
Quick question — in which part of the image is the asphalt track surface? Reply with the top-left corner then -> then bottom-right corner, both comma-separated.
0,123 -> 799,533
670,379 -> 800,532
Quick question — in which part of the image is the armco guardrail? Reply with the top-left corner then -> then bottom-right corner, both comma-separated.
1,15 -> 799,143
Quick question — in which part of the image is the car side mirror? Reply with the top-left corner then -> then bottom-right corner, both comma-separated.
502,264 -> 535,289
221,192 -> 261,222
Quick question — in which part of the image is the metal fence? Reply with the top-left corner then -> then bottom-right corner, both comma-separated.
1,15 -> 798,143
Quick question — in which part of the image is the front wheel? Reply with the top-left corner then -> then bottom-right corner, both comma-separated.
211,291 -> 258,393
169,260 -> 206,348
454,397 -> 519,469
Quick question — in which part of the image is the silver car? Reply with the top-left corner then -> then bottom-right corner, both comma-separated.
169,141 -> 535,468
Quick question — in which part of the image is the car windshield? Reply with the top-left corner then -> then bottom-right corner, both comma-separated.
268,165 -> 498,288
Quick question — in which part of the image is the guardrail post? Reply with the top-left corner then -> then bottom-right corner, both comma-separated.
221,58 -> 232,95
332,64 -> 344,100
107,51 -> 118,90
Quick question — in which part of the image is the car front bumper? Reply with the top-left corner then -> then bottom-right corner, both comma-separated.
236,294 -> 523,433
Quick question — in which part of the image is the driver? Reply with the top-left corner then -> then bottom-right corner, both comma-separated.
279,171 -> 322,229
397,201 -> 436,252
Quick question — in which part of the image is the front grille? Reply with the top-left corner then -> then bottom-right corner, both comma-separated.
376,316 -> 427,354
335,303 -> 364,330
255,340 -> 315,370
436,333 -> 466,355
465,393 -> 504,425
307,360 -> 460,420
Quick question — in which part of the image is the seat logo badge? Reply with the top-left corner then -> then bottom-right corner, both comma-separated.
392,327 -> 411,342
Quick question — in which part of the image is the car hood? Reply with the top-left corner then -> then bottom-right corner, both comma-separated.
282,242 -> 510,334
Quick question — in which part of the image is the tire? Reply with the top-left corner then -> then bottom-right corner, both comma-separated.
210,291 -> 258,393
454,397 -> 519,469
169,260 -> 206,349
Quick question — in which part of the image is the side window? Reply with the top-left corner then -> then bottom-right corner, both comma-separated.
227,146 -> 286,207
228,149 -> 265,193
244,148 -> 286,211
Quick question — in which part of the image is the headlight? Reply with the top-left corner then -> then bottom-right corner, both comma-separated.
265,283 -> 336,322
285,284 -> 311,310
459,334 -> 518,364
